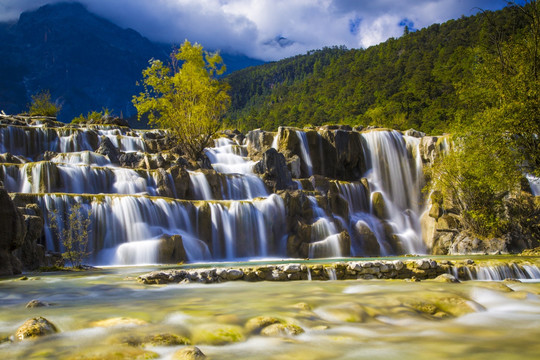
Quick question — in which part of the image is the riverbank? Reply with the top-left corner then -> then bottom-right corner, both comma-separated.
138,257 -> 540,284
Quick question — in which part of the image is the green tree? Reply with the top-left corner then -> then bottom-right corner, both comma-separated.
48,202 -> 92,268
427,0 -> 540,238
133,40 -> 230,160
28,90 -> 61,117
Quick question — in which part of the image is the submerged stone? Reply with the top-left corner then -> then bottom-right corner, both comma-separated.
191,324 -> 245,345
25,299 -> 50,308
260,323 -> 305,337
15,316 -> 58,340
173,346 -> 207,360
245,316 -> 282,333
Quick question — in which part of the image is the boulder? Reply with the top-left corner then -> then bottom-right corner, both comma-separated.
143,333 -> 190,346
371,192 -> 389,219
25,299 -> 50,308
173,347 -> 206,360
433,273 -> 460,283
157,235 -> 188,264
169,165 -> 190,199
191,324 -> 245,345
353,221 -> 380,256
254,148 -> 295,191
260,323 -> 304,337
245,316 -> 282,334
96,137 -> 120,164
15,317 -> 58,340
155,168 -> 175,198
118,152 -> 143,168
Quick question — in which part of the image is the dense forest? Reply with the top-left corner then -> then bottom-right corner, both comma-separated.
224,4 -> 528,134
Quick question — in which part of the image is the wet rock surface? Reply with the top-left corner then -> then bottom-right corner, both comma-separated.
137,258 -> 540,284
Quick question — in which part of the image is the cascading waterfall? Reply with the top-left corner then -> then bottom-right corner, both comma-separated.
1,162 -> 162,195
360,130 -> 425,254
38,192 -> 286,264
204,137 -> 268,200
307,196 -> 342,258
451,263 -> 540,281
295,130 -> 313,176
1,122 -> 469,265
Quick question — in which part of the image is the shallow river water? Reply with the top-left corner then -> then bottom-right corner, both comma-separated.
1,264 -> 540,360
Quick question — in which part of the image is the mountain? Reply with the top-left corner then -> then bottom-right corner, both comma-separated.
224,4 -> 527,134
0,2 -> 264,123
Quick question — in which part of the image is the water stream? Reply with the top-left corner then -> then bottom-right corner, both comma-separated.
1,267 -> 539,359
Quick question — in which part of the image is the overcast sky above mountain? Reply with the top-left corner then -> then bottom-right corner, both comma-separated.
1,0 -> 508,60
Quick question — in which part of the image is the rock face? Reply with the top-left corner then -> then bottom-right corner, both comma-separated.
0,187 -> 26,275
254,148 -> 295,191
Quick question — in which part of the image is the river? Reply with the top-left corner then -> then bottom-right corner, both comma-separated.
1,264 -> 540,359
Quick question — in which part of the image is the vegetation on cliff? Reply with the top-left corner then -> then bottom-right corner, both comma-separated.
428,0 -> 540,239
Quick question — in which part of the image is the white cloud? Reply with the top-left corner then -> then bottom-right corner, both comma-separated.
0,0 -> 508,60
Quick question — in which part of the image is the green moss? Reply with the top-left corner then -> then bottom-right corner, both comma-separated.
191,324 -> 245,345
143,333 -> 191,346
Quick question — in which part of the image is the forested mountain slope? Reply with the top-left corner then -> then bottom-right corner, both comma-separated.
224,5 -> 527,134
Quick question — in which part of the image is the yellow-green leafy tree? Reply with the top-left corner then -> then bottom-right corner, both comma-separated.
28,90 -> 61,117
133,40 -> 230,160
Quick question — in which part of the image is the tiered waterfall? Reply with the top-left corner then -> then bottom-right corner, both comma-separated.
0,119 -> 432,265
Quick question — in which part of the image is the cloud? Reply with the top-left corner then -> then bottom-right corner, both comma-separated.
0,0 -> 508,60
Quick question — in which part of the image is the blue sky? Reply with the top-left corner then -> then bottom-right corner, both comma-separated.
1,0 -> 508,60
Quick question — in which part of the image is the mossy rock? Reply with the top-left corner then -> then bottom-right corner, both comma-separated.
428,294 -> 478,316
143,333 -> 191,346
260,323 -> 305,337
65,346 -> 159,360
15,317 -> 58,340
172,346 -> 207,360
191,324 -> 245,345
316,303 -> 368,323
245,316 -> 282,334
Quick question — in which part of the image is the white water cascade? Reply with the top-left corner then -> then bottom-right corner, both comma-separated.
0,121 -> 479,265
204,137 -> 268,200
360,130 -> 425,254
295,130 -> 313,177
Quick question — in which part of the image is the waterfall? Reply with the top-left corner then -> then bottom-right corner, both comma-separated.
189,171 -> 214,200
1,162 -> 159,195
295,131 -> 313,177
360,130 -> 425,255
307,196 -> 342,258
205,137 -> 268,199
0,122 -> 446,265
451,263 -> 540,281
526,174 -> 540,196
